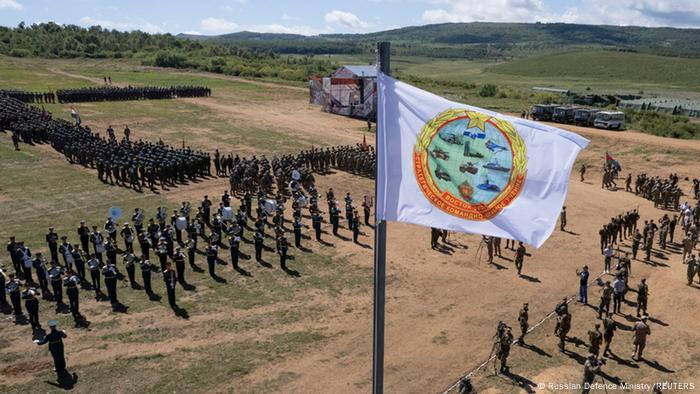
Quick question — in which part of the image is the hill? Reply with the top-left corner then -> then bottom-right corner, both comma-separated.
487,50 -> 700,90
180,22 -> 700,59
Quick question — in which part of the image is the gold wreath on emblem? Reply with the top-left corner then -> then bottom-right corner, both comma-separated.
414,108 -> 527,221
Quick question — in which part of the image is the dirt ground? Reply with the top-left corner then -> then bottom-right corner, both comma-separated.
2,62 -> 700,393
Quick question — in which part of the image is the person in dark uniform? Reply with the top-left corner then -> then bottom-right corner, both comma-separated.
277,234 -> 289,271
5,273 -> 23,320
22,283 -> 41,329
253,229 -> 264,262
87,254 -> 101,299
140,258 -> 153,296
206,242 -> 218,278
186,235 -> 196,269
293,217 -> 303,248
71,248 -> 86,282
64,269 -> 81,322
163,262 -> 178,310
45,227 -> 59,264
312,211 -> 322,241
173,247 -> 186,285
138,230 -> 151,260
32,253 -> 51,298
156,238 -> 169,272
0,267 -> 7,308
7,236 -> 22,277
201,195 -> 212,225
229,235 -> 240,270
123,252 -> 137,288
102,262 -> 119,305
351,210 -> 361,244
47,260 -> 65,311
362,196 -> 371,226
77,221 -> 90,256
36,320 -> 68,374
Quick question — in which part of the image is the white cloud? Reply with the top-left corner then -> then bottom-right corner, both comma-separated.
422,0 -> 544,23
79,16 -> 163,33
183,30 -> 203,35
281,13 -> 299,21
199,17 -> 239,33
249,23 -> 322,36
0,0 -> 22,10
420,0 -> 700,27
324,10 -> 369,30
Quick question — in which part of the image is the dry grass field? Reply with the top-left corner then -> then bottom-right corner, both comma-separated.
1,55 -> 699,393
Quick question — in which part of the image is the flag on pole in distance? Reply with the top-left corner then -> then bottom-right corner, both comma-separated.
376,73 -> 590,248
606,152 -> 621,171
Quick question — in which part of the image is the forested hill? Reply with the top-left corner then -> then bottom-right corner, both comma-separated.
181,22 -> 700,59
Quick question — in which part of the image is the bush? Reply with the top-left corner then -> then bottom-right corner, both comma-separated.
9,48 -> 29,57
154,51 -> 189,69
479,83 -> 498,97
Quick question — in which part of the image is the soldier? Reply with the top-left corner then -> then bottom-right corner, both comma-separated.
625,173 -> 632,192
6,236 -> 21,277
22,283 -> 40,329
206,241 -> 218,278
201,195 -> 212,225
35,320 -> 68,375
120,222 -> 135,253
5,273 -> 23,320
77,221 -> 90,255
598,281 -> 613,319
32,253 -> 50,298
430,227 -> 440,249
163,262 -> 178,310
138,230 -> 151,260
588,323 -> 603,357
87,254 -> 102,299
58,236 -> 75,271
636,278 -> 648,317
687,255 -> 697,286
362,196 -> 371,225
612,274 -> 625,314
351,210 -> 361,244
344,192 -> 353,228
579,163 -> 586,182
17,242 -> 33,284
89,226 -> 105,263
186,235 -> 197,269
632,229 -> 642,260
518,303 -> 529,345
156,237 -> 169,272
124,252 -> 137,288
560,206 -> 567,231
48,260 -> 65,311
581,354 -> 603,394
602,312 -> 616,357
330,203 -> 340,236
293,217 -> 303,248
254,229 -> 264,262
229,234 -> 240,271
173,247 -> 186,284
64,269 -> 81,322
457,377 -> 476,394
45,227 -> 59,264
602,245 -> 613,274
515,242 -> 526,276
496,327 -> 513,374
102,261 -> 119,305
632,315 -> 651,361
556,311 -> 572,352
312,210 -> 323,241
0,267 -> 7,308
277,233 -> 289,271
140,258 -> 153,296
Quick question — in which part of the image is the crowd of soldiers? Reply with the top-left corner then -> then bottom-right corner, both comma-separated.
54,85 -> 211,103
633,173 -> 685,210
1,94 -> 211,190
0,89 -> 56,104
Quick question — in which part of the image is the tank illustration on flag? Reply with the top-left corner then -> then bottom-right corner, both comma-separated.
414,109 -> 527,220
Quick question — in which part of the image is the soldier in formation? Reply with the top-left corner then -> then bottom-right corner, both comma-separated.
55,85 -> 210,103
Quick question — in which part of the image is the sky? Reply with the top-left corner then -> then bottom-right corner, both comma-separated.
1,0 -> 699,35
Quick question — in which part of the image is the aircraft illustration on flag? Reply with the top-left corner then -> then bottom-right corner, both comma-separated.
485,139 -> 508,153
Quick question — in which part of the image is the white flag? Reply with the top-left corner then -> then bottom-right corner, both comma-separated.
376,73 -> 589,248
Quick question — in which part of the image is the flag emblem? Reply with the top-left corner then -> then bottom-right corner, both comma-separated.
413,108 -> 527,221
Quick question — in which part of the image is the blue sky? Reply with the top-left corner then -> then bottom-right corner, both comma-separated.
1,0 -> 699,35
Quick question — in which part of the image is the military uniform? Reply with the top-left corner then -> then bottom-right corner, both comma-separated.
163,266 -> 177,309
87,257 -> 101,298
141,259 -> 153,295
518,304 -> 529,344
64,274 -> 81,319
102,264 -> 119,305
22,287 -> 40,328
48,264 -> 65,309
37,325 -> 68,374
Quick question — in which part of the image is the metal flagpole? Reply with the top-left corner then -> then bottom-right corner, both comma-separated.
373,41 -> 390,394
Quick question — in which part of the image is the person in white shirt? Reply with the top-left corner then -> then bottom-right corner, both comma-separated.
603,245 -> 614,273
612,275 -> 626,314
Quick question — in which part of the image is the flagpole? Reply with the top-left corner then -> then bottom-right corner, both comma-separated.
373,41 -> 390,394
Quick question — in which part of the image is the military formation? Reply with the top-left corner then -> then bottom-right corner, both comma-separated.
0,89 -> 56,104
55,85 -> 211,103
634,173 -> 684,210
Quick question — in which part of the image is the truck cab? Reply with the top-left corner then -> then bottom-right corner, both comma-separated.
530,104 -> 558,121
594,111 -> 625,130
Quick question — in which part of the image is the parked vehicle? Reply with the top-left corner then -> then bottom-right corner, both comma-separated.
530,104 -> 558,121
552,106 -> 580,124
594,111 -> 625,130
573,108 -> 600,127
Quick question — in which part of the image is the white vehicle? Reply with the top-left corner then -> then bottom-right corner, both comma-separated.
594,111 -> 625,130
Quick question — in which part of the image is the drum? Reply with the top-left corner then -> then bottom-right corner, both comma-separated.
291,170 -> 301,181
95,243 -> 106,254
263,199 -> 277,215
221,207 -> 234,221
175,216 -> 188,230
296,195 -> 308,208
